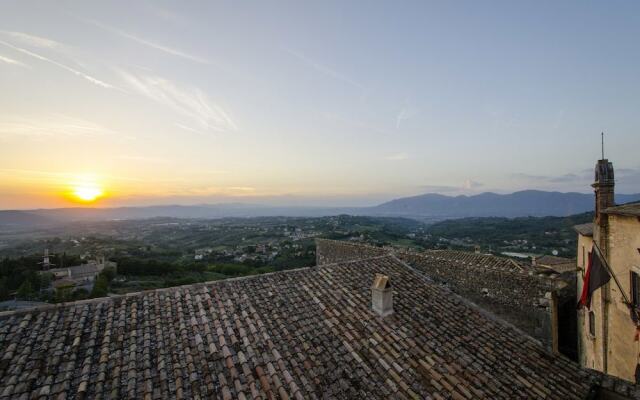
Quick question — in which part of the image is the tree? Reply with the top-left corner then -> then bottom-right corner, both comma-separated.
101,267 -> 117,282
72,288 -> 89,301
54,285 -> 74,303
16,280 -> 34,300
39,272 -> 53,289
0,277 -> 8,301
90,275 -> 109,298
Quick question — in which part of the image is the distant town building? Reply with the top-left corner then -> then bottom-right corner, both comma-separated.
46,257 -> 116,290
535,255 -> 576,273
39,248 -> 54,270
576,158 -> 640,382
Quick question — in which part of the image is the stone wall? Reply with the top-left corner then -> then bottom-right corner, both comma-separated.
395,251 -> 564,348
315,239 -> 388,265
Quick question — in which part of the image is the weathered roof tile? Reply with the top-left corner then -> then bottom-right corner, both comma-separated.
0,255 -> 635,398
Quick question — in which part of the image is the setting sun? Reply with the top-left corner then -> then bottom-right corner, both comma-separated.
66,174 -> 105,203
73,184 -> 103,202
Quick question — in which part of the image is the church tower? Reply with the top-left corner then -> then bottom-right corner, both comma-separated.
592,157 -> 614,256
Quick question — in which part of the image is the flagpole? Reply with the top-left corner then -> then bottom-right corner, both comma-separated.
592,241 -> 640,320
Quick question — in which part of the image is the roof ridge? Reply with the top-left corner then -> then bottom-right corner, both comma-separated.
316,254 -> 392,268
0,265 -> 314,318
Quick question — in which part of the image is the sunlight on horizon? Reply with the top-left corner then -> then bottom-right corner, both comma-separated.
0,2 -> 639,210
66,174 -> 105,204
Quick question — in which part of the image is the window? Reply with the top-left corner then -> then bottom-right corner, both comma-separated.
631,271 -> 640,310
588,311 -> 596,337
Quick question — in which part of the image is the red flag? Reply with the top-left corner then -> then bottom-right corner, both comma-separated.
578,248 -> 611,309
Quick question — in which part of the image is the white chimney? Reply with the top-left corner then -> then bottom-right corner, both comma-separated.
371,274 -> 393,317
531,256 -> 537,267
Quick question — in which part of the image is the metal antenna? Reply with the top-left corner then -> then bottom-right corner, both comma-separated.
601,132 -> 605,160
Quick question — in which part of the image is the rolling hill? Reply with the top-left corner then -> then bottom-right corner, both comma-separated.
370,190 -> 640,218
1,190 -> 639,227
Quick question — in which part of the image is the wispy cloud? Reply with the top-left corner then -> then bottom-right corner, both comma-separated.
0,54 -> 29,68
422,179 -> 484,194
462,179 -> 483,190
84,19 -> 209,64
175,123 -> 207,135
0,168 -> 145,183
0,39 -> 119,90
421,184 -> 461,193
511,172 -> 590,184
322,112 -> 389,135
118,155 -> 171,164
118,69 -> 237,133
384,153 -> 409,161
1,31 -> 64,49
510,168 -> 640,194
396,105 -> 419,129
146,5 -> 188,25
283,47 -> 365,91
168,185 -> 257,196
0,114 -> 116,138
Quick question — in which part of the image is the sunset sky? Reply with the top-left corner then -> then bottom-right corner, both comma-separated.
1,1 -> 639,209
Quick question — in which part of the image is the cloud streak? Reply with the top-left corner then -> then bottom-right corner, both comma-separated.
0,39 -> 118,89
118,69 -> 237,133
422,179 -> 484,194
283,47 -> 365,91
1,31 -> 64,49
396,104 -> 420,129
511,172 -> 591,184
384,153 -> 409,161
84,19 -> 209,64
0,54 -> 29,68
0,114 -> 116,138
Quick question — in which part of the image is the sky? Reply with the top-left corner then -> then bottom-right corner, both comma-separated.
0,1 -> 639,209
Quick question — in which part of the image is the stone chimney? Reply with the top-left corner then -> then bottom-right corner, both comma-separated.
474,245 -> 481,254
531,256 -> 537,267
371,274 -> 393,317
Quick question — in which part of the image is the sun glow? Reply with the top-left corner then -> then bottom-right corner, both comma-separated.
68,175 -> 105,203
73,185 -> 103,202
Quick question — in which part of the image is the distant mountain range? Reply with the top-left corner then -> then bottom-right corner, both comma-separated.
370,190 -> 640,218
1,190 -> 639,228
0,204 -> 354,228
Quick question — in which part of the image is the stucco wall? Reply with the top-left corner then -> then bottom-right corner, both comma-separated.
606,215 -> 640,381
576,233 -> 597,370
577,215 -> 640,382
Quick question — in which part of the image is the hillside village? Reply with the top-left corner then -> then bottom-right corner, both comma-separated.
0,156 -> 638,399
3,1 -> 640,398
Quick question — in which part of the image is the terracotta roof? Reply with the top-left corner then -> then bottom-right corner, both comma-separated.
573,223 -> 594,237
420,249 -> 525,272
604,202 -> 640,217
0,255 -> 628,399
536,255 -> 574,266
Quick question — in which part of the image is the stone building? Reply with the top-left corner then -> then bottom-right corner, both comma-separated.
576,158 -> 640,382
535,255 -> 576,274
47,257 -> 116,289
